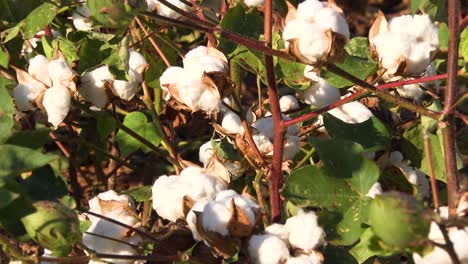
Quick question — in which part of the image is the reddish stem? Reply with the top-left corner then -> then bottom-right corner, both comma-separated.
264,0 -> 283,223
189,0 -> 216,46
135,16 -> 171,67
442,0 -> 461,217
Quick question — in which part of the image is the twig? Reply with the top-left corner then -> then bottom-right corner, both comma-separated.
189,0 -> 216,46
433,223 -> 461,264
253,170 -> 270,227
423,132 -> 440,211
134,16 -> 171,67
441,0 -> 461,217
264,0 -> 283,223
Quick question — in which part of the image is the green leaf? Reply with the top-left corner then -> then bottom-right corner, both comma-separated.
116,112 -> 162,157
6,127 -> 52,149
438,23 -> 449,51
79,219 -> 92,233
0,188 -> 20,209
323,114 -> 391,152
21,165 -> 68,202
460,27 -> 468,61
323,245 -> 358,264
77,37 -> 113,72
96,112 -> 116,140
0,78 -> 15,143
212,137 -> 242,161
0,145 -> 57,178
412,0 -> 447,23
350,228 -> 385,264
86,0 -> 137,30
345,37 -> 371,59
230,45 -> 266,80
321,55 -> 378,88
0,46 -> 8,67
0,0 -> 41,22
19,2 -> 59,40
122,185 -> 152,202
275,58 -> 310,90
51,37 -> 79,64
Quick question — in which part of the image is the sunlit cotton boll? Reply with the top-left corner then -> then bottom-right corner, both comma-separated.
283,20 -> 330,64
389,14 -> 438,47
183,46 -> 228,74
72,4 -> 93,31
79,66 -> 115,109
279,95 -> 300,112
284,135 -> 301,160
222,111 -> 244,134
199,141 -> 215,167
328,101 -> 373,124
388,151 -> 430,199
128,50 -> 148,73
14,83 -> 46,111
244,0 -> 264,7
248,234 -> 290,264
373,32 -> 413,72
397,83 -> 425,101
47,58 -> 74,87
285,210 -> 325,252
314,7 -> 350,39
295,0 -> 326,22
28,55 -> 52,87
264,223 -> 290,246
215,190 -> 260,226
253,116 -> 299,140
146,0 -> 191,19
186,199 -> 209,241
303,79 -> 341,108
252,133 -> 274,155
42,85 -> 71,128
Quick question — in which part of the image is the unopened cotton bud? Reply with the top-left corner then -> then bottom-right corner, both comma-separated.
279,95 -> 300,112
248,234 -> 290,264
303,80 -> 340,108
283,20 -> 330,64
222,111 -> 244,134
42,85 -> 71,128
366,182 -> 383,199
28,55 -> 51,86
286,210 -> 325,252
72,5 -> 93,31
79,66 -> 114,109
14,83 -> 46,111
265,224 -> 290,246
315,7 -> 350,39
328,101 -> 373,124
286,253 -> 322,264
47,58 -> 74,86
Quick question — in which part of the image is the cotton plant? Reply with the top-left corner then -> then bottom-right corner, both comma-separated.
199,140 -> 244,180
78,49 -> 148,109
72,2 -> 93,31
186,190 -> 260,256
395,63 -> 439,101
82,190 -> 143,264
247,210 -> 325,264
160,46 -> 229,114
152,166 -> 228,222
13,54 -> 75,128
282,0 -> 349,65
369,13 -> 439,76
146,0 -> 192,19
388,151 -> 430,199
279,95 -> 300,112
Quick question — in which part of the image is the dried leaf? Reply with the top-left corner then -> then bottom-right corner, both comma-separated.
207,46 -> 228,64
182,195 -> 195,218
227,199 -> 254,238
12,66 -> 48,89
205,154 -> 231,185
368,11 -> 388,45
285,1 -> 297,25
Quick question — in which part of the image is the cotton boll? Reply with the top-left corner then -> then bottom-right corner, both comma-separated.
111,79 -> 140,101
47,58 -> 74,87
373,32 -> 413,71
183,46 -> 228,75
253,116 -> 299,141
406,42 -> 433,75
366,182 -> 383,199
198,88 -> 221,114
328,101 -> 373,124
152,175 -> 187,221
286,210 -> 325,252
199,141 -> 214,167
181,171 -> 227,202
265,224 -> 290,246
397,83 -> 425,100
401,164 -> 430,199
28,55 -> 52,86
248,234 -> 290,264
128,50 -> 148,72
147,0 -> 191,19
42,85 -> 71,128
201,201 -> 232,236
72,5 -> 93,31
222,111 -> 245,134
284,135 -> 301,161
287,254 -> 322,264
14,83 -> 46,111
314,8 -> 350,39
253,133 -> 274,154
283,20 -> 330,64
280,95 -> 300,112
186,199 -> 209,241
244,0 -> 264,7
303,80 -> 340,108
79,66 -> 114,109
295,0 -> 325,22
215,190 -> 259,226
304,65 -> 320,82
389,14 -> 438,47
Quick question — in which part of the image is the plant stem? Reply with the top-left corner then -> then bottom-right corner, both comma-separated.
253,170 -> 270,227
135,16 -> 171,67
189,0 -> 216,46
423,132 -> 440,211
441,0 -> 461,217
435,223 -> 461,264
264,0 -> 283,223
326,64 -> 441,120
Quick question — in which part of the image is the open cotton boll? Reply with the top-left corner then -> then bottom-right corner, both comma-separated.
146,0 -> 191,19
405,42 -> 433,74
215,190 -> 260,226
253,116 -> 299,140
401,164 -> 430,199
47,58 -> 74,87
183,46 -> 228,75
244,0 -> 264,7
373,32 -> 412,71
186,199 -> 209,241
222,111 -> 245,134
42,85 -> 71,128
279,95 -> 300,112
303,79 -> 340,108
199,141 -> 215,167
200,201 -> 232,236
284,135 -> 301,160
265,224 -> 290,246
286,210 -> 325,252
128,50 -> 148,72
72,5 -> 93,31
328,101 -> 373,124
253,133 -> 274,154
79,66 -> 114,109
366,182 -> 383,199
389,14 -> 438,47
314,8 -> 350,39
14,83 -> 46,111
283,20 -> 330,64
180,169 -> 228,201
198,88 -> 222,114
295,0 -> 325,22
397,83 -> 425,101
287,253 -> 322,264
304,65 -> 320,82
111,69 -> 141,101
28,55 -> 52,87
248,234 -> 290,264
